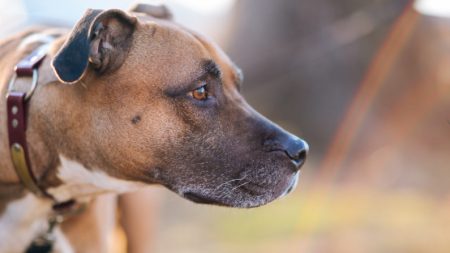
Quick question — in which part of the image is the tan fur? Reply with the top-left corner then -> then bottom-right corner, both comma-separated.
0,19 -> 241,252
0,5 -> 307,251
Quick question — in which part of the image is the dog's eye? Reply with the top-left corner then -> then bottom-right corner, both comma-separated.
192,85 -> 208,101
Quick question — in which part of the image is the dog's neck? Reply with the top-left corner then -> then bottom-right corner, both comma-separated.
0,35 -> 63,193
0,31 -> 147,206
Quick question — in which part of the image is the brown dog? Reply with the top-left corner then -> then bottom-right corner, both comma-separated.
0,4 -> 308,252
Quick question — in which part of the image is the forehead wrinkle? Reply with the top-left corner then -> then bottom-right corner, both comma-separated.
126,21 -> 211,89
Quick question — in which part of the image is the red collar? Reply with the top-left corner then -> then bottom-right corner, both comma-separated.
7,43 -> 82,208
7,43 -> 82,205
6,44 -> 50,198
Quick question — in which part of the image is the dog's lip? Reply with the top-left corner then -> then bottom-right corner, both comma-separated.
183,192 -> 227,206
281,171 -> 300,198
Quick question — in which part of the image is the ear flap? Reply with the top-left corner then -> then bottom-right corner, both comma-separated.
52,9 -> 137,84
129,3 -> 173,20
52,9 -> 101,84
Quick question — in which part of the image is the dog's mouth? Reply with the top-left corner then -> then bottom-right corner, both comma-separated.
281,171 -> 300,197
183,192 -> 227,206
181,171 -> 300,207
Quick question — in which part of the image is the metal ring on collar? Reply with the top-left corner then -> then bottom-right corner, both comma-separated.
7,68 -> 39,101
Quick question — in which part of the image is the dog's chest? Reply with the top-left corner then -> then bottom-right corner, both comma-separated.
47,155 -> 145,201
0,156 -> 143,252
0,194 -> 73,253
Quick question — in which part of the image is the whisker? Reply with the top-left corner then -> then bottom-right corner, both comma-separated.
213,175 -> 247,193
224,181 -> 250,198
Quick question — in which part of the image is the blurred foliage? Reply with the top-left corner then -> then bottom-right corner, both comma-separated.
209,188 -> 450,253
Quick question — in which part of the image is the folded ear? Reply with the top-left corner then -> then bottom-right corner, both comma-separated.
52,9 -> 137,84
129,3 -> 173,20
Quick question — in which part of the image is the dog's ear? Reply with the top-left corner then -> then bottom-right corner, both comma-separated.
52,9 -> 137,84
129,3 -> 173,20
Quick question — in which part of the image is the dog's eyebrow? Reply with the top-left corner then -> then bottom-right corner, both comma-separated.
202,59 -> 221,79
164,60 -> 222,97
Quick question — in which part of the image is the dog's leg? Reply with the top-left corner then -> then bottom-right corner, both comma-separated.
60,195 -> 117,253
119,188 -> 162,253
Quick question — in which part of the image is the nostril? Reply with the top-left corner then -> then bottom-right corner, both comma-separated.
293,150 -> 307,166
285,139 -> 308,168
262,131 -> 309,169
285,149 -> 306,165
298,149 -> 307,161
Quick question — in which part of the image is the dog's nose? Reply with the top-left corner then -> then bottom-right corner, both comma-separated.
264,131 -> 309,171
284,137 -> 308,168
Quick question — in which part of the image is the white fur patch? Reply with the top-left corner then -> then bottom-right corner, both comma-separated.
0,193 -> 75,253
48,155 -> 145,202
53,228 -> 75,253
0,193 -> 72,253
0,194 -> 49,252
0,156 -> 143,251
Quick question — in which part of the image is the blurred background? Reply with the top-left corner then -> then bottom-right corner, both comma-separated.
1,0 -> 450,252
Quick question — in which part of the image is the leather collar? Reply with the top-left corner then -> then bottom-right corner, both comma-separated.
6,43 -> 51,198
6,42 -> 81,209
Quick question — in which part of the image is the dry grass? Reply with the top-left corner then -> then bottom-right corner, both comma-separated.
211,187 -> 450,253
133,185 -> 449,253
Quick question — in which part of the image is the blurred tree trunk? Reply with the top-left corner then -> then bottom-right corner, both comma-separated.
227,0 -> 410,155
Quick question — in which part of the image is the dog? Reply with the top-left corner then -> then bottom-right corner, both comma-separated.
0,4 -> 308,252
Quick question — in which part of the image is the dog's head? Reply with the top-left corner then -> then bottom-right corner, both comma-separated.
43,5 -> 308,208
